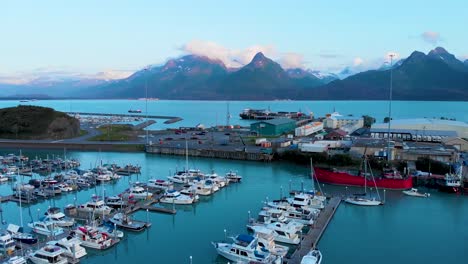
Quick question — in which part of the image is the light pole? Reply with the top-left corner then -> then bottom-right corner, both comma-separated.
387,54 -> 394,161
145,67 -> 149,145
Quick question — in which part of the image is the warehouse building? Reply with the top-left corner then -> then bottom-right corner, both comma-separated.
250,118 -> 296,136
372,118 -> 468,138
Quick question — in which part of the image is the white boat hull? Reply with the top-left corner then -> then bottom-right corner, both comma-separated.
402,191 -> 429,198
345,198 -> 382,206
159,198 -> 194,205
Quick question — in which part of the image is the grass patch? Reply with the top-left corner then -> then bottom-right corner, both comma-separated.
79,129 -> 88,136
88,124 -> 133,141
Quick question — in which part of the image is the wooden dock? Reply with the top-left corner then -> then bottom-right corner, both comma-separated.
285,197 -> 341,264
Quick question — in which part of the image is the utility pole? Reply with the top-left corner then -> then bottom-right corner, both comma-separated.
145,67 -> 149,145
387,54 -> 394,162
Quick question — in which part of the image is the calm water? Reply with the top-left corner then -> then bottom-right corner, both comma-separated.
0,100 -> 467,263
0,100 -> 466,130
0,150 -> 467,264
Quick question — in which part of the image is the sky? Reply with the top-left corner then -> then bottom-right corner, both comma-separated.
1,0 -> 467,82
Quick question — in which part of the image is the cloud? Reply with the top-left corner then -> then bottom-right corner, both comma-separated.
0,68 -> 134,85
279,53 -> 304,69
421,31 -> 441,44
353,57 -> 364,66
181,40 -> 305,69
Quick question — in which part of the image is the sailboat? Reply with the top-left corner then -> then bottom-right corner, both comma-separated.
344,156 -> 383,206
167,139 -> 203,184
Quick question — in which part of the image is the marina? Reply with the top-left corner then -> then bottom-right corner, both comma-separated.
0,100 -> 466,264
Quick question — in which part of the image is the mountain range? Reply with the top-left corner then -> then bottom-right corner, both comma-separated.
1,47 -> 467,100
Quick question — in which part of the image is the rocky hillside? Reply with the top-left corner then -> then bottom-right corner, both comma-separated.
0,106 -> 80,139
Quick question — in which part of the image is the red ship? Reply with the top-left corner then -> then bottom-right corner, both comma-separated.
314,167 -> 413,190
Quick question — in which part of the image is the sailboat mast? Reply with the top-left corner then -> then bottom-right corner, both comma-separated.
18,170 -> 23,227
185,139 -> 189,172
364,156 -> 367,194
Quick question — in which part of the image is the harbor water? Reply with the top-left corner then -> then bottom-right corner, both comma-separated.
0,100 -> 466,130
0,150 -> 467,264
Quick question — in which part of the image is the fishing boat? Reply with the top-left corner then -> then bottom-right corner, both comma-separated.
28,220 -> 64,237
301,249 -> 322,264
402,188 -> 430,198
159,190 -> 197,205
314,167 -> 412,190
437,165 -> 463,193
43,207 -> 75,227
47,236 -> 87,260
225,171 -> 242,182
147,179 -> 173,191
28,245 -> 67,264
250,222 -> 301,245
108,213 -> 148,232
212,234 -> 282,264
105,196 -> 126,209
0,231 -> 15,256
71,226 -> 115,250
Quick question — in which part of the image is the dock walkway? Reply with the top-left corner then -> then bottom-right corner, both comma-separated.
285,197 -> 341,264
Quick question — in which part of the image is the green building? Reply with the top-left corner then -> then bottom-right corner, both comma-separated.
250,118 -> 296,136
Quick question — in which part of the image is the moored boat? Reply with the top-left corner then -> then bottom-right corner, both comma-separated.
301,249 -> 322,264
108,213 -> 149,232
71,226 -> 116,250
402,188 -> 430,198
28,221 -> 64,237
28,245 -> 67,264
314,167 -> 412,190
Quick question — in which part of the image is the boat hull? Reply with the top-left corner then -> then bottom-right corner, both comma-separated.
345,198 -> 382,206
314,168 -> 412,190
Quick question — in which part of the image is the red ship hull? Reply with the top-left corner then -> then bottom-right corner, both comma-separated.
314,167 -> 413,190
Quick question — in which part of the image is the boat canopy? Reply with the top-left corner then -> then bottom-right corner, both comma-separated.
236,234 -> 254,244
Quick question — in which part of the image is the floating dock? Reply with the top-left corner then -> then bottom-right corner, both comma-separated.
285,197 -> 341,264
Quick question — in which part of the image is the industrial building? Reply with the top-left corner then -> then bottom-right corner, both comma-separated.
323,113 -> 364,129
370,128 -> 457,142
295,122 -> 323,137
250,118 -> 296,136
372,118 -> 468,139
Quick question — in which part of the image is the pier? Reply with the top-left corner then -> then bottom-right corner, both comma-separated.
145,145 -> 273,161
66,112 -> 182,124
285,197 -> 341,264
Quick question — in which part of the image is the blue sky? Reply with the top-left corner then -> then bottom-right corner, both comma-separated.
1,0 -> 467,80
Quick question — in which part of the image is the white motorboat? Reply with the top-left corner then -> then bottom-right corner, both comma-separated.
205,172 -> 228,188
0,231 -> 16,255
167,173 -> 191,184
7,224 -> 38,245
225,171 -> 242,182
267,201 -> 319,225
56,183 -> 73,192
212,234 -> 281,264
28,221 -> 64,237
402,188 -> 430,198
47,236 -> 87,259
301,249 -> 322,264
43,207 -> 75,227
95,173 -> 111,183
345,196 -> 382,206
124,186 -> 152,199
97,223 -> 124,239
159,190 -> 197,204
64,170 -> 79,180
147,179 -> 174,191
28,245 -> 67,264
249,222 -> 301,245
108,213 -> 148,232
252,228 -> 289,257
0,174 -> 8,182
77,199 -> 113,216
2,256 -> 27,264
72,226 -> 115,250
76,178 -> 91,188
287,193 -> 324,210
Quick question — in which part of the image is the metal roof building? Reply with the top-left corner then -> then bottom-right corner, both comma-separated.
372,118 -> 468,138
